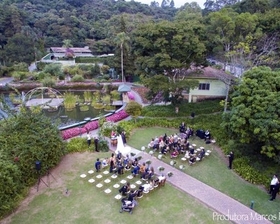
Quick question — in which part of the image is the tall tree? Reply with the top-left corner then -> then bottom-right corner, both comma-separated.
114,32 -> 130,82
223,66 -> 280,159
132,20 -> 206,77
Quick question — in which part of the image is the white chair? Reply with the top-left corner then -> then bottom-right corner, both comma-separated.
115,194 -> 122,200
88,170 -> 94,174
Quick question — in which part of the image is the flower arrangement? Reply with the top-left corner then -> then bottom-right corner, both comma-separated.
167,171 -> 173,177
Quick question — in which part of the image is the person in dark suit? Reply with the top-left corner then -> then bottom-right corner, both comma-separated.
228,151 -> 234,169
94,137 -> 99,152
95,158 -> 101,172
121,131 -> 127,146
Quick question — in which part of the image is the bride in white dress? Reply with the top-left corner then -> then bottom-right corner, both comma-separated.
116,134 -> 131,156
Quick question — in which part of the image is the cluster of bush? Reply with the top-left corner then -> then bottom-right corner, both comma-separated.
0,108 -> 65,219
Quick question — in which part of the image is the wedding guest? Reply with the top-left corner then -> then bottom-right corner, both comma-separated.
94,137 -> 99,152
228,151 -> 234,169
270,175 -> 279,201
86,132 -> 91,148
109,153 -> 115,173
95,158 -> 101,172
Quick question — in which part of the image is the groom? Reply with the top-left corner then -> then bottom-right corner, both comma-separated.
121,131 -> 127,146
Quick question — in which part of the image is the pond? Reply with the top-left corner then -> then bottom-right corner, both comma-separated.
43,104 -> 107,128
2,90 -> 122,129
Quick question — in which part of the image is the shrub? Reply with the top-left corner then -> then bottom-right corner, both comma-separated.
72,74 -> 85,82
98,137 -> 109,152
12,71 -> 27,81
41,76 -> 56,87
100,121 -> 118,137
43,63 -> 63,77
66,137 -> 88,153
234,157 -> 268,185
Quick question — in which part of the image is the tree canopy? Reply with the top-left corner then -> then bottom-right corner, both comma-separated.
223,66 -> 280,159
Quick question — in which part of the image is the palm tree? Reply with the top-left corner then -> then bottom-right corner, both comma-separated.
114,32 -> 130,83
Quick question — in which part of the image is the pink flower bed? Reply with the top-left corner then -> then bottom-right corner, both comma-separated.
60,110 -> 130,140
61,127 -> 88,140
84,120 -> 99,131
106,110 -> 129,122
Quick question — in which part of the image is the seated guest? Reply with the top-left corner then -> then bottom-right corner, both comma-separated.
154,176 -> 160,187
204,130 -> 211,141
153,137 -> 159,150
189,146 -> 195,155
148,138 -> 155,149
115,161 -> 124,175
198,148 -> 205,160
95,158 -> 101,172
139,163 -> 146,178
179,122 -> 186,133
147,167 -> 155,180
131,164 -> 140,176
170,149 -> 179,158
136,187 -> 144,198
123,155 -> 131,170
119,182 -> 131,196
163,133 -> 168,142
161,146 -> 168,155
185,150 -> 190,158
159,139 -> 165,151
102,158 -> 108,168
189,156 -> 196,165
127,190 -> 137,202
131,158 -> 138,168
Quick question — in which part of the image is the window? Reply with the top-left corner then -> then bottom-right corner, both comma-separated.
198,83 -> 210,90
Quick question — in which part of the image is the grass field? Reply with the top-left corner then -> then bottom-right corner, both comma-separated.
128,127 -> 280,221
5,151 -> 229,224
4,127 -> 280,224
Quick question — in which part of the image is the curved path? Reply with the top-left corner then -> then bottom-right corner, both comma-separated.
84,84 -> 272,224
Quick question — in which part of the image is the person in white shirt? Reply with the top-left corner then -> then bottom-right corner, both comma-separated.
86,132 -> 91,148
270,174 -> 280,201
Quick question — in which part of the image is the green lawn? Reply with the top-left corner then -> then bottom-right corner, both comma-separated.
6,151 -> 229,224
128,127 -> 280,221
5,127 -> 279,224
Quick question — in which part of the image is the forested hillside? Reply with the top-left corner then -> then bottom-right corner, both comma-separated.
0,0 -> 279,70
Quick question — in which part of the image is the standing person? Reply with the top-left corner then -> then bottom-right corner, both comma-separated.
87,132 -> 91,148
94,137 -> 99,152
109,153 -> 115,173
121,131 -> 127,146
270,175 -> 279,201
95,158 -> 101,172
269,174 -> 279,195
228,151 -> 234,169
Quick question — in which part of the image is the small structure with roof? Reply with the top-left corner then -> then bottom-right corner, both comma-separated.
183,67 -> 235,103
